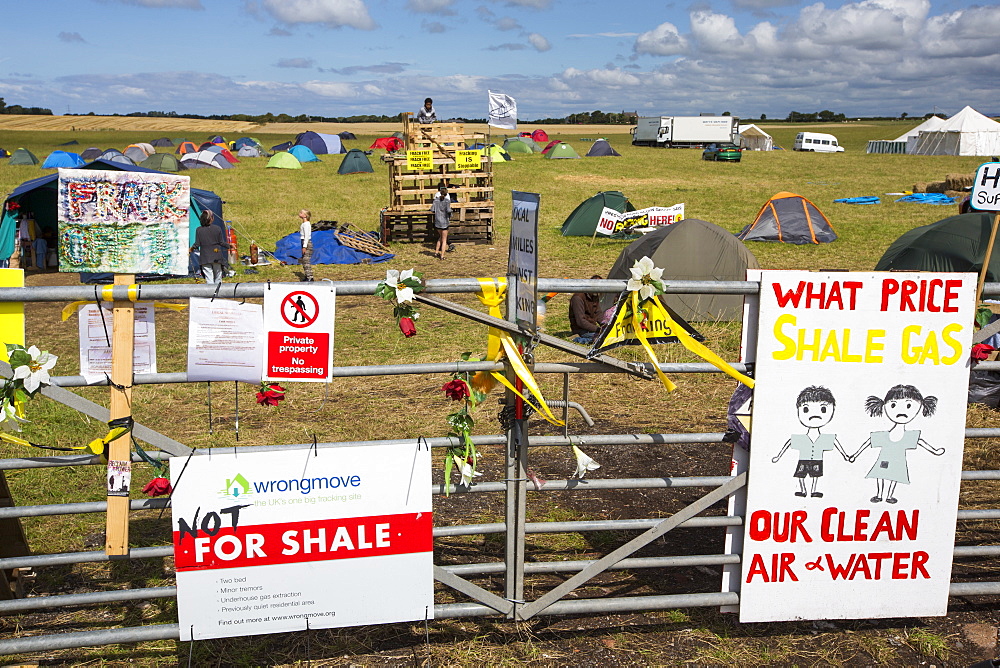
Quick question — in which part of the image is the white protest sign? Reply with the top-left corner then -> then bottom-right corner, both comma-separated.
509,191 -> 539,332
595,207 -> 623,236
594,204 -> 685,236
739,271 -> 974,622
971,162 -> 1000,211
78,302 -> 156,384
187,297 -> 264,384
171,443 -> 433,641
263,285 -> 335,383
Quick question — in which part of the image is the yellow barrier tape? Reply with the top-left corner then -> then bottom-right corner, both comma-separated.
629,292 -> 678,392
472,278 -> 507,394
490,332 -> 564,426
61,301 -> 187,321
98,284 -> 140,303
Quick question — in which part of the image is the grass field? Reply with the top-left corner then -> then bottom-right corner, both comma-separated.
0,117 -> 997,666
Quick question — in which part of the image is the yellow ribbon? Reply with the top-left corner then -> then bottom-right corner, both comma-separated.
61,301 -> 187,321
629,291 -> 678,392
472,278 -> 507,394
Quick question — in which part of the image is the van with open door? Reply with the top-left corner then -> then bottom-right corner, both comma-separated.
793,132 -> 845,152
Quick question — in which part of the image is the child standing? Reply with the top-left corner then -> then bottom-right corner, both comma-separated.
298,209 -> 313,282
431,185 -> 452,260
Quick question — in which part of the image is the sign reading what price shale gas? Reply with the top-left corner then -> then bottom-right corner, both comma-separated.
738,271 -> 974,623
171,444 -> 433,640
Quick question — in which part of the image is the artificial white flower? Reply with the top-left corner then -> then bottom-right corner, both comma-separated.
453,454 -> 482,487
626,256 -> 664,301
0,401 -> 28,431
385,268 -> 418,303
12,346 -> 57,394
572,445 -> 601,479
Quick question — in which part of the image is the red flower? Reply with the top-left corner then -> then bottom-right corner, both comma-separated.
6,202 -> 20,212
972,343 -> 995,361
442,378 -> 471,401
141,477 -> 172,497
399,317 -> 416,338
256,383 -> 285,407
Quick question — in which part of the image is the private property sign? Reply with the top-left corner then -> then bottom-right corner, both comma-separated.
739,271 -> 974,622
263,285 -> 335,382
171,443 -> 433,640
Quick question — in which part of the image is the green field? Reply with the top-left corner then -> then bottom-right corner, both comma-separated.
0,121 -> 995,666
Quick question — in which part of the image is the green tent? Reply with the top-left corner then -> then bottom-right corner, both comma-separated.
544,142 -> 580,159
503,138 -> 533,154
140,153 -> 186,172
338,148 -> 374,174
266,152 -> 302,169
875,212 -> 1000,279
560,191 -> 636,236
485,144 -> 511,162
9,148 -> 38,166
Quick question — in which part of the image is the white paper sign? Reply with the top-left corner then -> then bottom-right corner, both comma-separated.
263,285 -> 335,383
509,191 -> 539,332
971,162 -> 1000,211
78,302 -> 156,384
739,271 -> 974,622
187,298 -> 264,384
595,204 -> 685,236
171,443 -> 433,641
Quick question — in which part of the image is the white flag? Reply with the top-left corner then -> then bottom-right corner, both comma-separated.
488,90 -> 517,130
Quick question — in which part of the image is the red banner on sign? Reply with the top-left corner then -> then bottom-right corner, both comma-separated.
266,331 -> 330,380
174,512 -> 433,571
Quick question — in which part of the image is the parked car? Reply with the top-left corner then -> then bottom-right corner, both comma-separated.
702,143 -> 742,162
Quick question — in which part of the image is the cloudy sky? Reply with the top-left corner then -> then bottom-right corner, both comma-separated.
1,0 -> 996,120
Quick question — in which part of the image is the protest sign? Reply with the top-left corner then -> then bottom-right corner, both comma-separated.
594,204 -> 684,236
263,285 -> 334,382
509,191 -> 539,332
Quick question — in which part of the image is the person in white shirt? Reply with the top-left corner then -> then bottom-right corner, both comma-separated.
299,209 -> 313,282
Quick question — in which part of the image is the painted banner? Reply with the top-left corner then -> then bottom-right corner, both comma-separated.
739,270 -> 975,622
186,297 -> 264,383
263,285 -> 335,383
508,191 -> 539,332
455,149 -> 482,170
78,302 -> 156,384
171,443 -> 433,640
57,169 -> 190,275
595,204 -> 685,236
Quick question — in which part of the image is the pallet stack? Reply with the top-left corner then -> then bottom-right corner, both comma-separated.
380,114 -> 494,244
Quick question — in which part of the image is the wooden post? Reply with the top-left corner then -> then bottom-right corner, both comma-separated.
975,212 -> 1000,306
105,274 -> 134,556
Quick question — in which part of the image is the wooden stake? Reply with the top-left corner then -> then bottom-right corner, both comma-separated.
975,212 -> 1000,306
105,274 -> 134,556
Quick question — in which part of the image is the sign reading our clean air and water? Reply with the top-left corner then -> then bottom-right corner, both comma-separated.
263,285 -> 335,382
739,271 -> 974,622
171,444 -> 433,640
57,169 -> 190,275
971,162 -> 1000,210
595,204 -> 684,236
508,191 -> 539,332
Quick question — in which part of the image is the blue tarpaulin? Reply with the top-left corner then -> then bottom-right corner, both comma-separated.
274,229 -> 394,265
834,196 -> 881,205
895,193 -> 956,205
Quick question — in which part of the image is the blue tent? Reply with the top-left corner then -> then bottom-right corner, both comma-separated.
288,145 -> 321,163
294,131 -> 343,155
272,141 -> 293,152
274,229 -> 393,265
41,151 -> 86,169
233,137 -> 258,150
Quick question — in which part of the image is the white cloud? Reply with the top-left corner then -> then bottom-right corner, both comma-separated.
920,6 -> 1000,58
406,0 -> 455,14
561,67 -> 642,87
301,81 -> 362,97
261,0 -> 376,30
527,33 -> 551,52
634,22 -> 688,56
496,0 -> 550,7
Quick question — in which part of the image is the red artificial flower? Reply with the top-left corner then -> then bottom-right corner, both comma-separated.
141,477 -> 172,497
972,343 -> 995,361
399,317 -> 417,338
256,383 -> 285,407
6,202 -> 20,212
442,378 -> 471,401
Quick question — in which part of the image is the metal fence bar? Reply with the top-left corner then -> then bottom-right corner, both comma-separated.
432,566 -> 513,616
0,586 -> 176,613
0,546 -> 173,570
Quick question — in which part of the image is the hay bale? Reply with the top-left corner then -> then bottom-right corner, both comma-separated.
946,173 -> 974,191
925,181 -> 947,194
913,182 -> 927,193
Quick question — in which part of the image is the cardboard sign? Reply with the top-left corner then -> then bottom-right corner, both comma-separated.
171,443 -> 433,640
595,204 -> 684,236
971,162 -> 1000,210
57,169 -> 190,275
187,298 -> 265,384
739,271 -> 974,622
592,294 -> 700,353
455,150 -> 482,170
263,285 -> 334,382
508,191 -> 539,332
406,150 -> 433,171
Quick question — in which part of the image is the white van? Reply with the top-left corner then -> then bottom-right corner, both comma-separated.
793,132 -> 845,152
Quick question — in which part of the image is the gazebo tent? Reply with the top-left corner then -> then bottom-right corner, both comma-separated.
875,212 -> 1000,279
737,124 -> 773,151
544,142 -> 580,159
561,191 -> 636,236
266,152 -> 302,169
910,106 -> 1000,156
585,139 -> 621,156
9,149 -> 39,166
737,192 -> 837,244
602,219 -> 760,321
337,149 -> 373,174
866,116 -> 945,154
41,151 -> 85,169
288,145 -> 321,162
140,153 -> 186,172
503,138 -> 533,154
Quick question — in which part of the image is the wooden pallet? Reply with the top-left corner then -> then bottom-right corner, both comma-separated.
333,222 -> 391,256
381,210 -> 493,243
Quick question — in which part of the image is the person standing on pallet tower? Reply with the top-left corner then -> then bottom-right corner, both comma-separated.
416,97 -> 436,124
431,184 -> 452,259
298,209 -> 314,282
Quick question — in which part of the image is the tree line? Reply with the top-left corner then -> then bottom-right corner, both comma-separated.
0,98 -> 52,116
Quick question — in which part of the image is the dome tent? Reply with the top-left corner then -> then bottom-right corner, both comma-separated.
544,142 -> 580,159
124,146 -> 148,164
180,150 -> 232,169
602,219 -> 760,321
338,149 -> 373,174
41,151 -> 85,169
9,149 -> 39,166
288,145 -> 321,162
585,139 -> 621,157
80,147 -> 103,161
97,149 -> 133,166
561,191 -> 636,236
484,144 -> 511,162
503,138 -> 533,154
236,145 -> 262,157
140,153 -> 186,172
266,152 -> 302,169
875,212 -> 1000,279
736,192 -> 837,244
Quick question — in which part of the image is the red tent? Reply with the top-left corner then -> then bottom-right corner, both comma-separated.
370,137 -> 403,151
541,139 -> 561,154
218,148 -> 240,164
531,129 -> 549,143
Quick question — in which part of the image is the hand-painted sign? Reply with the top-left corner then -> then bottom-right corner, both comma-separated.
595,204 -> 684,236
971,162 -> 1000,210
739,271 -> 974,622
508,191 -> 539,332
455,150 -> 482,170
171,443 -> 433,640
406,150 -> 433,171
263,285 -> 334,382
